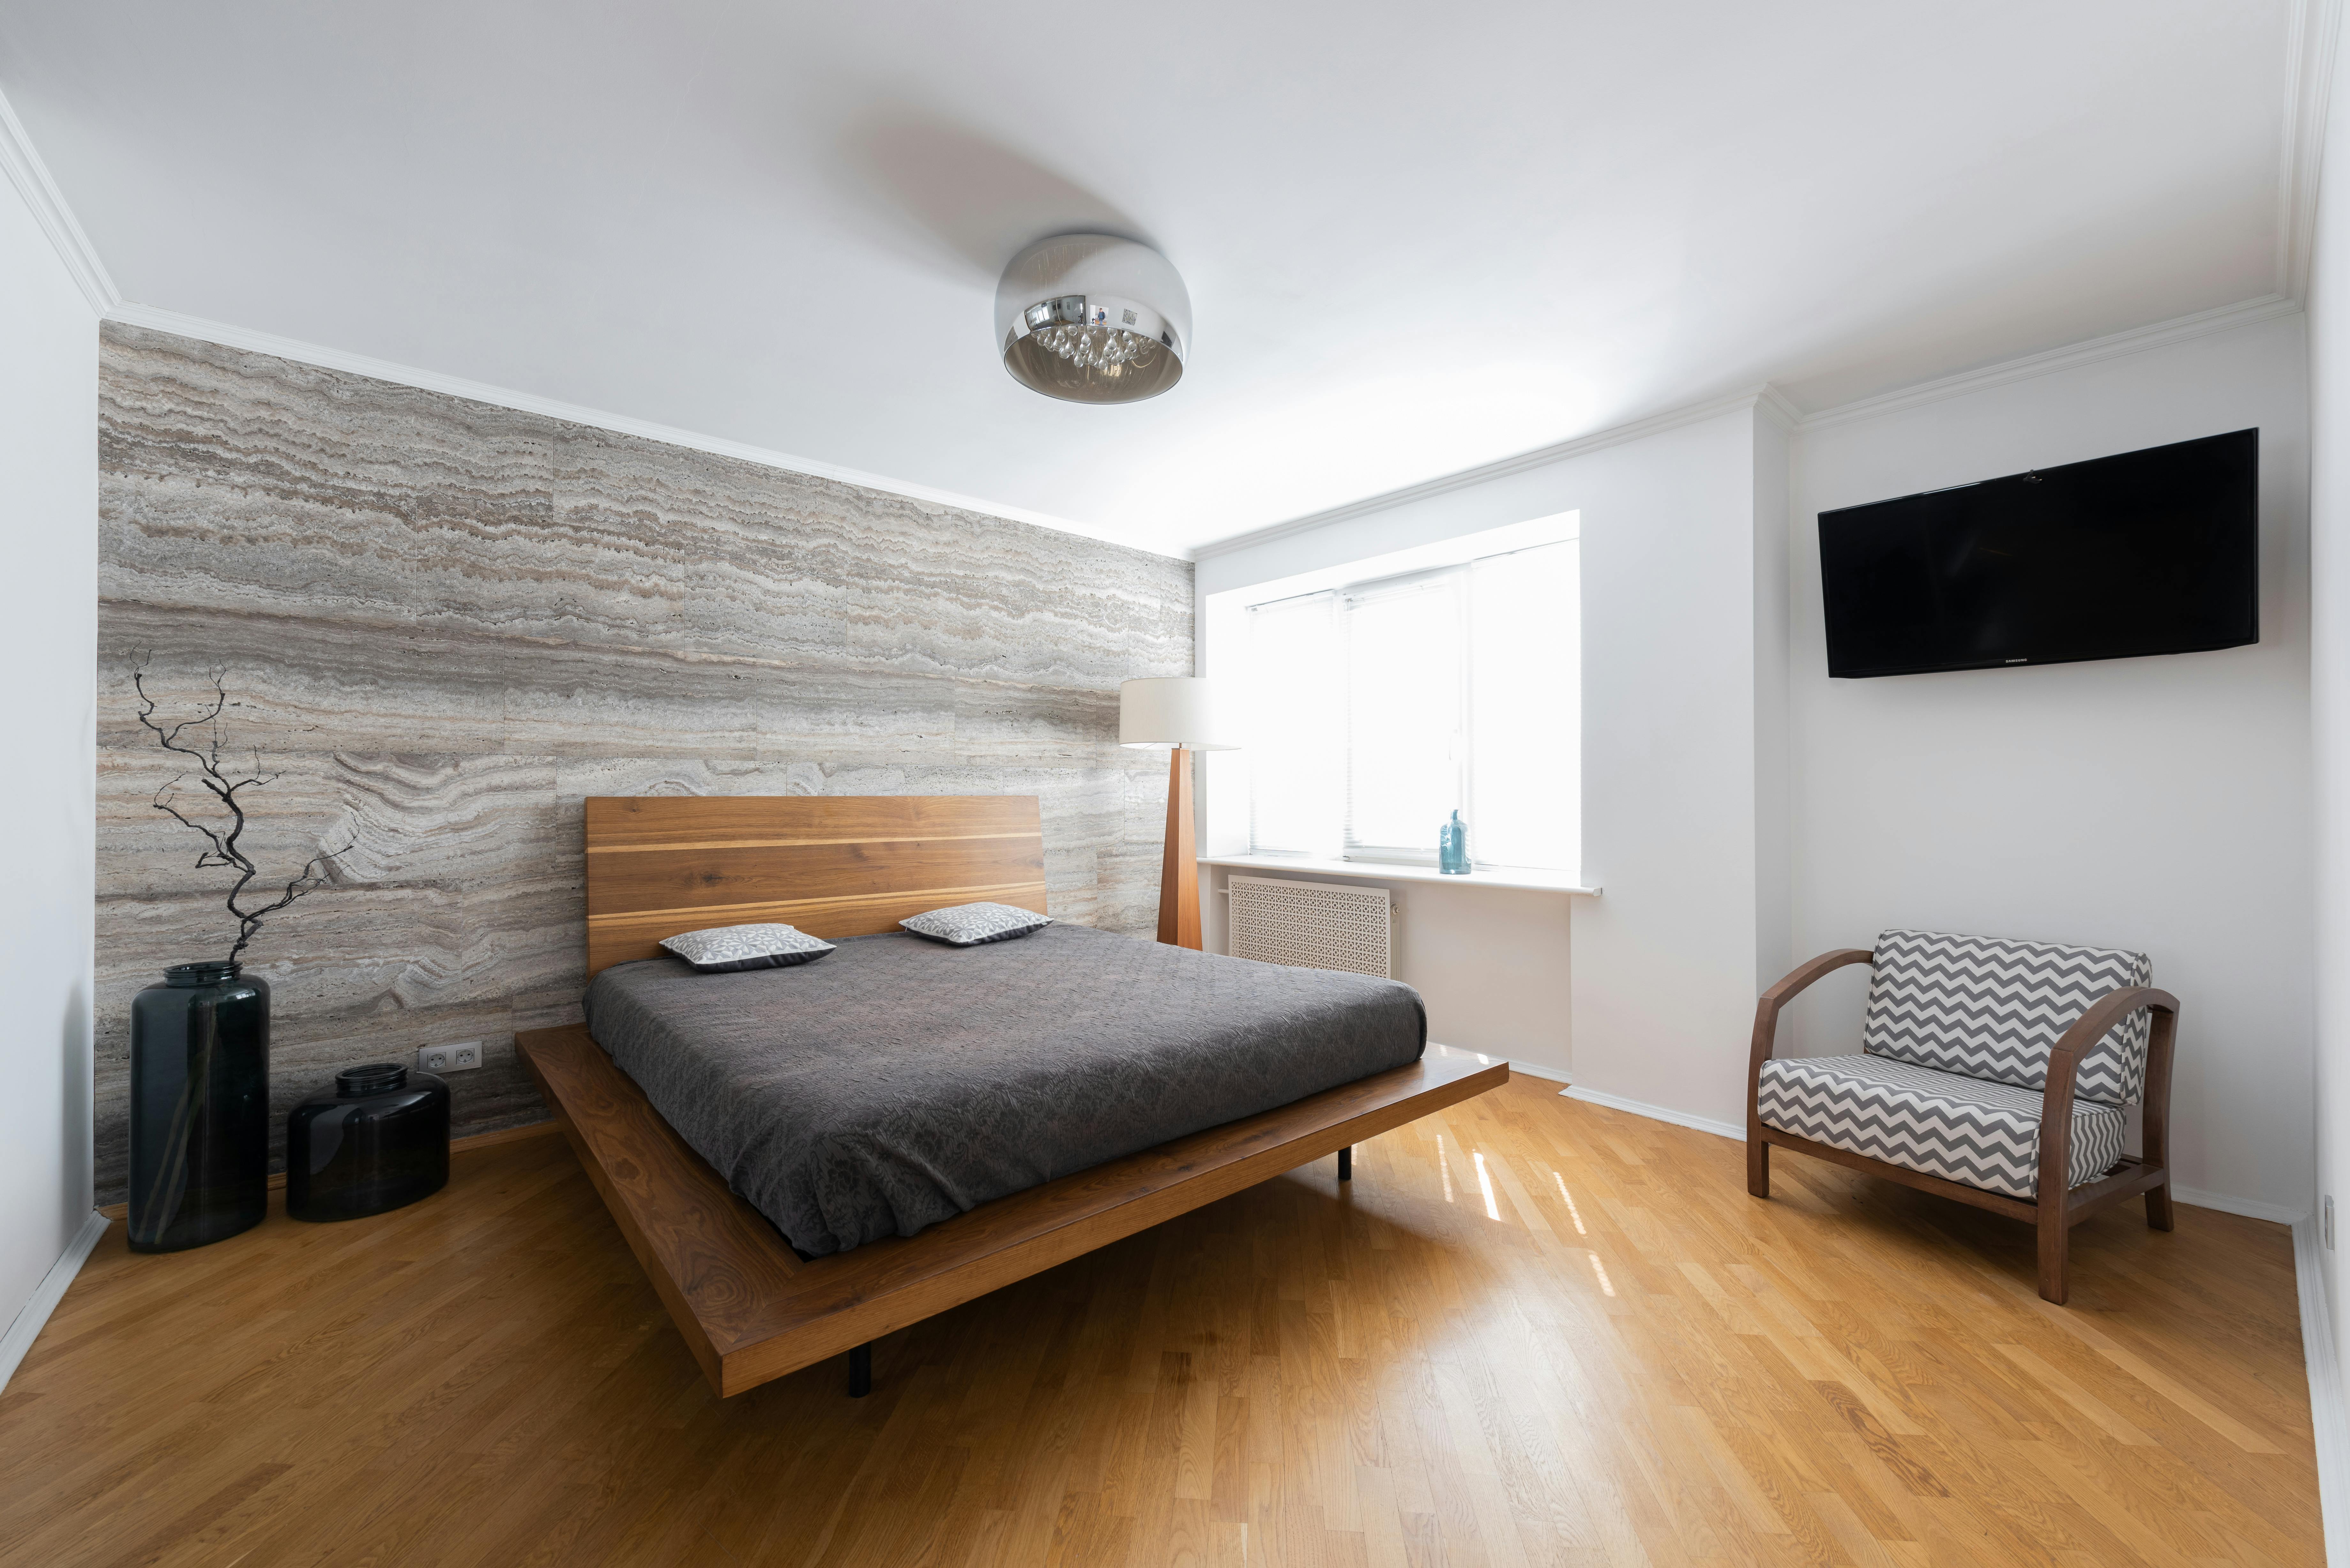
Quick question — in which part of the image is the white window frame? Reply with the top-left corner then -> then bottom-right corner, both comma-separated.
1239,534 -> 1579,875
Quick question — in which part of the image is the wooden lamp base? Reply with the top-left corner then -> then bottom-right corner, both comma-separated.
1157,747 -> 1200,949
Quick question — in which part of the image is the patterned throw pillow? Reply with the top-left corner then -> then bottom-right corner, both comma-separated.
659,923 -> 836,972
899,902 -> 1054,947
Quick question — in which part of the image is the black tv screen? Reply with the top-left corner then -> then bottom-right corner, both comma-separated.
1818,429 -> 2259,678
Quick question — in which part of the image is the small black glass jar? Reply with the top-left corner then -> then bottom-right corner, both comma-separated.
128,961 -> 270,1253
286,1063 -> 451,1222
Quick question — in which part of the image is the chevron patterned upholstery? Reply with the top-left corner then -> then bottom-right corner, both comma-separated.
1755,1054 -> 2126,1199
1861,929 -> 2153,1104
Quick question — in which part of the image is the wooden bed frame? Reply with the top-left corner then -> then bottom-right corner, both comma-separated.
519,795 -> 1507,1398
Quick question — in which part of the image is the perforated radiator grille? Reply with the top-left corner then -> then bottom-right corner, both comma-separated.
1226,875 -> 1392,979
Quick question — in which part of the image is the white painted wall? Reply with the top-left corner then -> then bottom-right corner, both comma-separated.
1196,402 -> 1784,1112
1790,312 -> 2313,1219
0,163 -> 98,1346
2308,0 -> 2350,1405
1200,318 -> 2313,1220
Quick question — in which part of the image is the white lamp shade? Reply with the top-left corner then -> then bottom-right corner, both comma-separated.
1118,677 -> 1237,750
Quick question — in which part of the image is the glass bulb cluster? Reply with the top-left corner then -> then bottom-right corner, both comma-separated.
1030,323 -> 1161,373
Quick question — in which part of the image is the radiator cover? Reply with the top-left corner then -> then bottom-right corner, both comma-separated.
1225,875 -> 1392,979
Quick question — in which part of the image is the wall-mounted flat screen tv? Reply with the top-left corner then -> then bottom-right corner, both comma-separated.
1818,428 -> 2258,679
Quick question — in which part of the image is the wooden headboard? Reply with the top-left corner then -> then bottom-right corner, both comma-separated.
583,795 -> 1049,976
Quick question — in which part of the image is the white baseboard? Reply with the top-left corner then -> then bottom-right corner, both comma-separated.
1422,1043 -> 1574,1087
2175,1186 -> 2309,1226
2296,1216 -> 2350,1565
1558,1083 -> 1747,1142
0,1209 -> 108,1392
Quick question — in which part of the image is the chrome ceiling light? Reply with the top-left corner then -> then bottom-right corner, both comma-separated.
996,234 -> 1189,404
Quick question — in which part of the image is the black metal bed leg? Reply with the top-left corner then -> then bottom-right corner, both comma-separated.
848,1342 -> 872,1398
1338,1145 -> 1352,1182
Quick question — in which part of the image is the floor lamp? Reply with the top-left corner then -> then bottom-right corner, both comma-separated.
1118,677 -> 1235,949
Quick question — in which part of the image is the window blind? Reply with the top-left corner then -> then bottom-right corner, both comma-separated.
1343,571 -> 1465,857
1245,592 -> 1342,856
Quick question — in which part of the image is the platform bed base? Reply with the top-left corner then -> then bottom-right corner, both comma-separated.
519,1025 -> 1503,1398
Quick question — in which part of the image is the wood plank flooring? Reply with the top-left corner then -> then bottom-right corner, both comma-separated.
0,1078 -> 2321,1567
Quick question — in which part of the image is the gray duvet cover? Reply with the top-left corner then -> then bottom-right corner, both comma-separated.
581,923 -> 1425,1256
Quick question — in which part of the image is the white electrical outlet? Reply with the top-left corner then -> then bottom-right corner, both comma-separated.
418,1041 -> 483,1074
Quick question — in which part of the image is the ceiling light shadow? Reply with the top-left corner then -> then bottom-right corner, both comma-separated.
836,113 -> 1153,281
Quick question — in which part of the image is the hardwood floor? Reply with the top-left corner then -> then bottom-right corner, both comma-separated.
0,1078 -> 2320,1567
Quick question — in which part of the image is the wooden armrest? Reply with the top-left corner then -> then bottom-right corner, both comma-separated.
1748,948 -> 1874,1083
2037,985 -> 2180,1200
1762,949 -> 1876,1010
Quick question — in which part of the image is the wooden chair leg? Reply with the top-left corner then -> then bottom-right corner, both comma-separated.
2146,1179 -> 2175,1232
2036,1198 -> 2070,1305
1747,1134 -> 1770,1199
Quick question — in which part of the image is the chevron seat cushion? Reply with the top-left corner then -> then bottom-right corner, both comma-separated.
1864,929 -> 2154,1104
1757,1054 -> 2126,1200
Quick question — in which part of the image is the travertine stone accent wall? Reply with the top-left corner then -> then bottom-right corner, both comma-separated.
94,323 -> 1193,1201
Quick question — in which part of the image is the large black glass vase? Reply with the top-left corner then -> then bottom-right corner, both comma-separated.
128,961 -> 270,1253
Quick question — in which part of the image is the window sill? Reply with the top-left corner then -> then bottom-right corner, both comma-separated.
1197,854 -> 1599,895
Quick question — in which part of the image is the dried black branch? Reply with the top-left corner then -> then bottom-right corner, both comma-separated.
132,656 -> 353,965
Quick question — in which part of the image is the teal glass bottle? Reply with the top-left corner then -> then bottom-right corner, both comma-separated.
1438,810 -> 1470,874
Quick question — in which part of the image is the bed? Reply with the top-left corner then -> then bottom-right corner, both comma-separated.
518,794 -> 1508,1398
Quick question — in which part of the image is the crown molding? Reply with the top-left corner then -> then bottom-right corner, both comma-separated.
0,84 -> 118,316
1755,382 -> 1804,431
1192,385 -> 1787,562
8,88 -> 1154,556
1193,285 -> 2306,559
96,288 -> 2311,570
2282,0 -> 2343,301
104,303 -> 1168,558
1795,293 -> 2305,433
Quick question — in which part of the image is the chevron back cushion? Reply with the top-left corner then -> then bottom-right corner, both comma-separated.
1756,1054 -> 2126,1200
1863,929 -> 2152,1103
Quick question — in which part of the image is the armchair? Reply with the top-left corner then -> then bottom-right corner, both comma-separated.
1746,929 -> 2179,1305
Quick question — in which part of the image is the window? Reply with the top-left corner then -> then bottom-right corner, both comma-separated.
1241,538 -> 1579,874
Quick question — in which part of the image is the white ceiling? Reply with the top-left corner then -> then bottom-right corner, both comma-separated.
0,1 -> 2303,557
